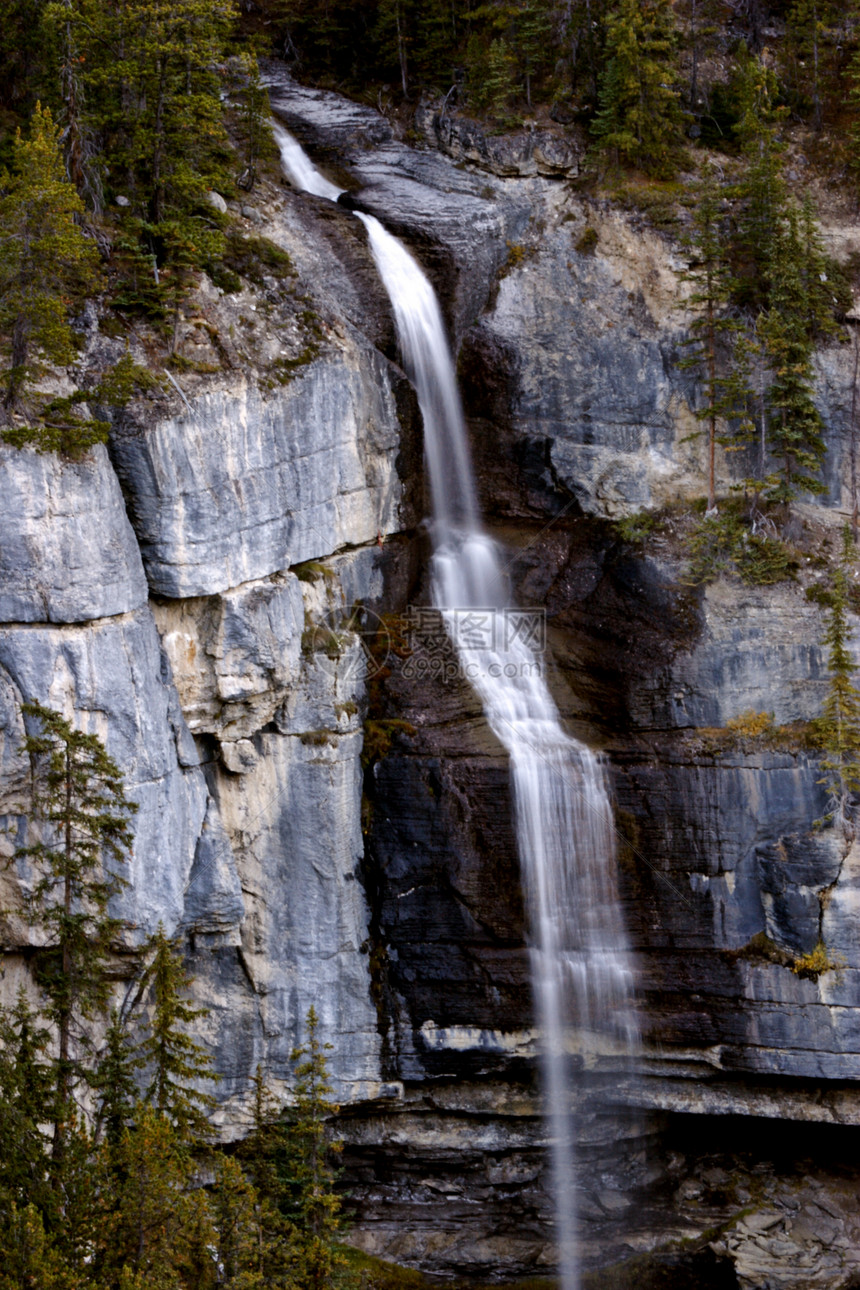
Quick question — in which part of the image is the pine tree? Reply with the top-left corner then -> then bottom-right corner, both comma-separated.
590,0 -> 685,177
235,52 -> 272,193
731,45 -> 788,308
283,1008 -> 344,1290
675,0 -> 721,108
0,989 -> 53,1216
101,1103 -> 208,1288
211,1155 -> 267,1289
95,1009 -> 144,1152
782,0 -> 838,130
0,1204 -> 73,1290
0,104 -> 100,418
679,165 -> 748,512
817,530 -> 860,837
516,0 -> 553,109
759,205 -> 828,501
237,1068 -> 305,1286
13,702 -> 136,1176
138,925 -> 216,1142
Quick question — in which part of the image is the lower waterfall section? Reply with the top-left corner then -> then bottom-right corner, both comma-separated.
275,119 -> 639,1289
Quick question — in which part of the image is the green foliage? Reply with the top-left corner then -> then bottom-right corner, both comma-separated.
590,0 -> 685,178
220,229 -> 295,288
726,710 -> 775,738
758,204 -> 830,502
614,510 -> 658,544
814,530 -> 860,836
2,396 -> 110,459
0,990 -> 53,1215
0,1203 -> 73,1290
94,352 -> 165,408
780,0 -> 840,130
575,225 -> 598,255
283,1007 -> 343,1250
791,940 -> 840,978
0,104 -> 100,415
12,702 -> 137,1165
678,164 -> 750,511
231,53 -> 274,192
730,46 -> 789,309
95,1011 -> 144,1152
101,1102 -> 212,1287
686,501 -> 797,586
138,925 -> 217,1142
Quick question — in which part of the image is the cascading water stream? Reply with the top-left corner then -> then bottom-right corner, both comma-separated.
274,120 -> 639,1290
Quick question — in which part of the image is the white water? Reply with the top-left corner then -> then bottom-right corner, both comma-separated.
276,123 -> 638,1290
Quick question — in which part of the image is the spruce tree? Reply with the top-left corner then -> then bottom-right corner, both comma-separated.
782,0 -> 837,130
13,702 -> 136,1175
95,1009 -> 143,1152
679,165 -> 749,511
284,1008 -> 344,1290
731,46 -> 788,309
237,1067 -> 305,1285
0,989 -> 53,1216
211,1155 -> 267,1289
138,925 -> 216,1142
590,0 -> 685,177
0,1204 -> 72,1290
759,205 -> 828,501
817,531 -> 860,837
101,1103 -> 209,1288
0,105 -> 100,418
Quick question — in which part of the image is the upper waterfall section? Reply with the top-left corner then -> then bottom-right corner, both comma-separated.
265,63 -> 533,342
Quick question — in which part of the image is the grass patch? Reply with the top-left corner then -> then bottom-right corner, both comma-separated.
607,177 -> 694,230
341,1246 -> 554,1289
614,509 -> 660,544
218,227 -> 295,288
575,225 -> 599,254
791,941 -> 842,979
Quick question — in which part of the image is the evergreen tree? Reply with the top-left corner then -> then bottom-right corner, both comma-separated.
212,1155 -> 268,1289
565,0 -> 610,108
590,0 -> 685,177
375,0 -> 414,96
0,0 -> 50,127
234,52 -> 272,193
782,0 -> 838,130
516,0 -> 554,109
138,925 -> 216,1142
0,1204 -> 73,1290
675,0 -> 721,109
759,205 -> 828,501
101,1103 -> 209,1288
13,702 -> 136,1175
96,1009 -> 144,1152
0,989 -> 53,1216
237,1068 -> 306,1285
283,1008 -> 344,1290
679,165 -> 748,511
0,105 -> 100,417
817,531 -> 860,837
730,45 -> 788,308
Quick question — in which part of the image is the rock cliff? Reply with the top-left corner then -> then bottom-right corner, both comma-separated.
2,65 -> 860,1287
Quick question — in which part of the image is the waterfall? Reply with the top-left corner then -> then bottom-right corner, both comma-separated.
275,121 -> 638,1290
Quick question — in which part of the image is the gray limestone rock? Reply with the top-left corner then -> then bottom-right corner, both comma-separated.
210,648 -> 382,1104
0,609 -> 239,944
0,443 -> 148,624
153,572 -> 306,739
109,362 -> 402,598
